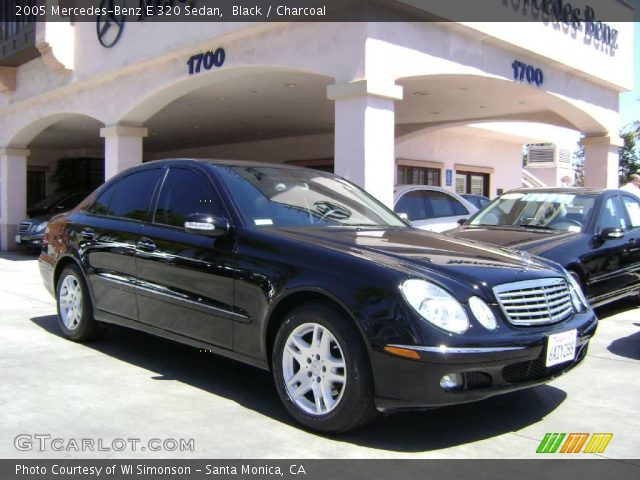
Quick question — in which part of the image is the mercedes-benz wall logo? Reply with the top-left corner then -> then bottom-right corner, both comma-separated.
97,0 -> 126,48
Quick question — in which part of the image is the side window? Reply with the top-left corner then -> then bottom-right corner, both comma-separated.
105,169 -> 162,221
88,184 -> 116,216
395,191 -> 427,221
154,168 -> 222,227
621,195 -> 640,228
424,191 -> 468,218
598,197 -> 628,231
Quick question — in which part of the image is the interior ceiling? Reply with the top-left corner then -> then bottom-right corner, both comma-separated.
28,73 -> 588,152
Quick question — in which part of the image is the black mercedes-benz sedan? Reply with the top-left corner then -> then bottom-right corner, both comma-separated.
449,188 -> 640,308
39,160 -> 596,433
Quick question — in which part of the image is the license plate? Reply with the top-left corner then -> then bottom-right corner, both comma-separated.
546,329 -> 577,367
14,234 -> 21,243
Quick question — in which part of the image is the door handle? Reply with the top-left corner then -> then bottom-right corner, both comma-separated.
80,228 -> 95,240
136,237 -> 156,252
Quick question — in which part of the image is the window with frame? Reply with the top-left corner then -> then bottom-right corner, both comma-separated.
397,166 -> 441,186
88,169 -> 161,221
621,195 -> 640,229
598,196 -> 627,231
153,168 -> 222,227
455,171 -> 490,197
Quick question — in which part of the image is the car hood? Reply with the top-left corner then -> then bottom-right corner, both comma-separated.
270,227 -> 564,294
450,226 -> 579,256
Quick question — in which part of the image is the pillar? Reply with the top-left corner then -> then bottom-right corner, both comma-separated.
328,80 -> 403,208
581,135 -> 623,189
100,125 -> 148,180
0,148 -> 29,251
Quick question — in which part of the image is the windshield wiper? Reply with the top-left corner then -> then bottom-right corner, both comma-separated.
517,224 -> 551,229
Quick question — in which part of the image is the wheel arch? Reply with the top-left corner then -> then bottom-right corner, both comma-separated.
264,288 -> 370,370
53,255 -> 94,302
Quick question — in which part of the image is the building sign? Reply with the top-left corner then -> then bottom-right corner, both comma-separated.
187,48 -> 226,74
97,0 -> 193,47
505,0 -> 619,50
445,169 -> 452,187
512,61 -> 544,87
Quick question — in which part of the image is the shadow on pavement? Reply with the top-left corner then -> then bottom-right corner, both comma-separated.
594,296 -> 638,318
31,314 -> 567,453
607,327 -> 640,361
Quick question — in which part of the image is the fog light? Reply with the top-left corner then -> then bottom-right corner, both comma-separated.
440,373 -> 463,390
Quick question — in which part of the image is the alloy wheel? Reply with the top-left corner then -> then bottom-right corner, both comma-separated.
282,322 -> 347,415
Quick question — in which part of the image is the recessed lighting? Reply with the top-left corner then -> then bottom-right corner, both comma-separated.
218,97 -> 226,101
413,91 -> 430,96
193,126 -> 200,129
251,90 -> 259,94
430,111 -> 440,115
285,83 -> 297,88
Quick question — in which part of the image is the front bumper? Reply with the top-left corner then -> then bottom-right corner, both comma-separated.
371,311 -> 597,411
15,233 -> 44,247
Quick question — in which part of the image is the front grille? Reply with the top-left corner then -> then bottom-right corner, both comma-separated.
502,343 -> 588,384
18,222 -> 31,234
493,278 -> 574,326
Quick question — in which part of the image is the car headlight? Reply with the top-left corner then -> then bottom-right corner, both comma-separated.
400,279 -> 469,334
469,296 -> 497,330
34,221 -> 47,233
564,270 -> 588,313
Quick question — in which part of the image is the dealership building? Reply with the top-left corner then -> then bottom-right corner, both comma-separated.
0,1 -> 634,250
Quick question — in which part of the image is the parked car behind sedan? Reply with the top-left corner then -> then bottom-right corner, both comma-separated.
394,185 -> 478,232
461,193 -> 491,210
15,191 -> 88,249
39,161 -> 596,433
449,187 -> 640,307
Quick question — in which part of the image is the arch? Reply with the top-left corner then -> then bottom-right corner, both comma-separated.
5,112 -> 105,148
119,65 -> 335,125
394,74 -> 608,138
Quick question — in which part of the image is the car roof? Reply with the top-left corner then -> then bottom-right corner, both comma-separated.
506,187 -> 607,195
142,158 -> 315,171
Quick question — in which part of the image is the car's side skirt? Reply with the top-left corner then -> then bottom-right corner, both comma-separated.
93,309 -> 270,371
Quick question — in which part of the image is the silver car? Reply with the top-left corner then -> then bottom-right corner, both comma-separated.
394,185 -> 478,232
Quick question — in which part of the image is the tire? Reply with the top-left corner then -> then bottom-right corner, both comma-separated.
56,264 -> 106,342
272,302 -> 377,433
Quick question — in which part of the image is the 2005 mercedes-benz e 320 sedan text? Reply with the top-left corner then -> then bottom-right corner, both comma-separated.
39,159 -> 597,433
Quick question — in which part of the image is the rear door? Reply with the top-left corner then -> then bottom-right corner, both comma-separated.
583,195 -> 633,301
78,168 -> 163,321
134,166 -> 236,349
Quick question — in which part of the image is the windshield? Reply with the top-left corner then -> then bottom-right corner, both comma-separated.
29,191 -> 72,211
470,192 -> 596,232
218,166 -> 406,228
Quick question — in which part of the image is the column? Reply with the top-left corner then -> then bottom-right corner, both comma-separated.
581,135 -> 623,189
328,80 -> 403,208
100,125 -> 148,180
0,148 -> 29,251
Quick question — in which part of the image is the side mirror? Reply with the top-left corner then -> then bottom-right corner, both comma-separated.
457,218 -> 467,226
184,213 -> 230,238
599,227 -> 625,240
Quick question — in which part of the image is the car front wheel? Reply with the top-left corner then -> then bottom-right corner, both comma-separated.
272,302 -> 377,433
56,265 -> 105,341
